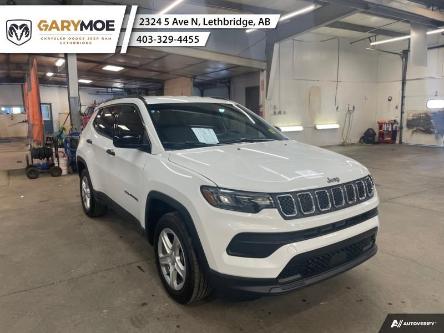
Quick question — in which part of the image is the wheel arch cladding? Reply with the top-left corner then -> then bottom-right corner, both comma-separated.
77,157 -> 87,178
145,191 -> 210,272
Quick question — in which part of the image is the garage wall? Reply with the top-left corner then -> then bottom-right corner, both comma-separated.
192,72 -> 259,103
202,86 -> 229,99
404,48 -> 444,146
375,53 -> 402,125
0,84 -> 113,136
230,72 -> 260,106
0,84 -> 26,137
375,35 -> 444,146
266,35 -> 379,146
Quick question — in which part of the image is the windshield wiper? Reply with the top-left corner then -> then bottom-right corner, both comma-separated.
221,138 -> 275,144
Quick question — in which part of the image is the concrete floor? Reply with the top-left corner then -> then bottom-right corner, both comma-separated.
0,144 -> 443,333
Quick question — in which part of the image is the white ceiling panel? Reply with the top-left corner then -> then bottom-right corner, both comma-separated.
313,27 -> 372,39
386,21 -> 411,33
224,0 -> 314,12
341,13 -> 396,27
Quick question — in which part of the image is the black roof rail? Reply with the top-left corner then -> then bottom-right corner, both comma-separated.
96,95 -> 147,107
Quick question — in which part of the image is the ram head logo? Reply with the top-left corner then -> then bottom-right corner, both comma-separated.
6,20 -> 32,46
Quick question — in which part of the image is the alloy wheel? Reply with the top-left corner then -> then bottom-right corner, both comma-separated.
81,176 -> 91,210
157,228 -> 187,291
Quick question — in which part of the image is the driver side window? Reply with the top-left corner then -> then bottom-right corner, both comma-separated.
93,107 -> 115,138
115,105 -> 145,137
114,104 -> 150,147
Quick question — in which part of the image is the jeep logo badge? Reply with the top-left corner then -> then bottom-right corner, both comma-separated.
327,177 -> 340,183
6,20 -> 32,46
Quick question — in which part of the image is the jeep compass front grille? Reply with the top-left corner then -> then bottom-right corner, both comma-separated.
331,187 -> 345,207
274,176 -> 374,219
276,194 -> 297,217
297,192 -> 315,214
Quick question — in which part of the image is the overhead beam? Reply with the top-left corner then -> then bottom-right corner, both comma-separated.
146,47 -> 266,70
324,0 -> 444,27
188,0 -> 280,14
0,78 -> 25,84
75,56 -> 169,80
327,21 -> 406,37
407,0 -> 444,10
266,3 -> 357,44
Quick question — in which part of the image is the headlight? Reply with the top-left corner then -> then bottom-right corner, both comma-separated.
200,186 -> 275,213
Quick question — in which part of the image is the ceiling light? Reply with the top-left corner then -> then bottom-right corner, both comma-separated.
315,123 -> 340,130
280,125 -> 304,132
368,27 -> 443,46
279,4 -> 317,22
370,35 -> 411,46
78,79 -> 92,84
55,59 -> 65,67
426,99 -> 444,110
158,0 -> 184,14
245,4 -> 318,34
46,72 -> 54,77
427,27 -> 444,35
102,65 -> 124,72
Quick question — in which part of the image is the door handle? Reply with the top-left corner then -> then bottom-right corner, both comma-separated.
86,139 -> 92,144
106,149 -> 115,156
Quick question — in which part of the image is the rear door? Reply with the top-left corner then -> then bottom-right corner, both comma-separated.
107,103 -> 150,219
89,106 -> 117,195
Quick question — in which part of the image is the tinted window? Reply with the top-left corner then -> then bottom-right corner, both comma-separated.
147,103 -> 286,150
115,105 -> 145,137
93,107 -> 115,138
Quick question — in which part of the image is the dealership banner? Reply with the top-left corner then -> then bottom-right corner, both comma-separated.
0,5 -> 279,53
0,5 -> 125,53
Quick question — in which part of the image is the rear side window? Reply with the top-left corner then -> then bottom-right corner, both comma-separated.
93,107 -> 115,138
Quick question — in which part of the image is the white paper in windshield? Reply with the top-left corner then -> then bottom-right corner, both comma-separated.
191,128 -> 219,144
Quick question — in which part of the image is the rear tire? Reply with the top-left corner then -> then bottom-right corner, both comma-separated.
26,166 -> 39,179
80,169 -> 107,217
154,212 -> 211,304
50,166 -> 62,177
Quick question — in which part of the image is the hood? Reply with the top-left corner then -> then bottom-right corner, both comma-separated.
168,140 -> 369,193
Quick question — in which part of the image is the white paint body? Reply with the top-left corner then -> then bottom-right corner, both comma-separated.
77,96 -> 379,279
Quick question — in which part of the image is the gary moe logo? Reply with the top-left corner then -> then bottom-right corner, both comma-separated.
6,20 -> 32,45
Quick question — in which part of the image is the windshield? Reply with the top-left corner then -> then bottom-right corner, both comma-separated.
147,103 -> 286,150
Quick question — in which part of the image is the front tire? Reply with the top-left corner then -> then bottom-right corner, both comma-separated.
154,212 -> 210,304
80,169 -> 107,217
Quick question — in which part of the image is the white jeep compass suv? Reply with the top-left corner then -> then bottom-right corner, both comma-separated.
77,96 -> 379,304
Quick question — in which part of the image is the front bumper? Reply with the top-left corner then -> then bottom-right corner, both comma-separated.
195,195 -> 379,278
209,227 -> 378,295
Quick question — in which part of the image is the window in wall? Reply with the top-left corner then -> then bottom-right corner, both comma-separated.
0,106 -> 25,115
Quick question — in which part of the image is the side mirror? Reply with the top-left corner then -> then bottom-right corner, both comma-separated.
113,133 -> 150,152
275,126 -> 282,132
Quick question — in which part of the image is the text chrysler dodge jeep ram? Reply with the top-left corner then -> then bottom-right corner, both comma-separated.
76,96 -> 379,304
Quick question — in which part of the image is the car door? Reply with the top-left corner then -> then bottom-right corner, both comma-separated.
89,106 -> 117,195
107,103 -> 150,220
